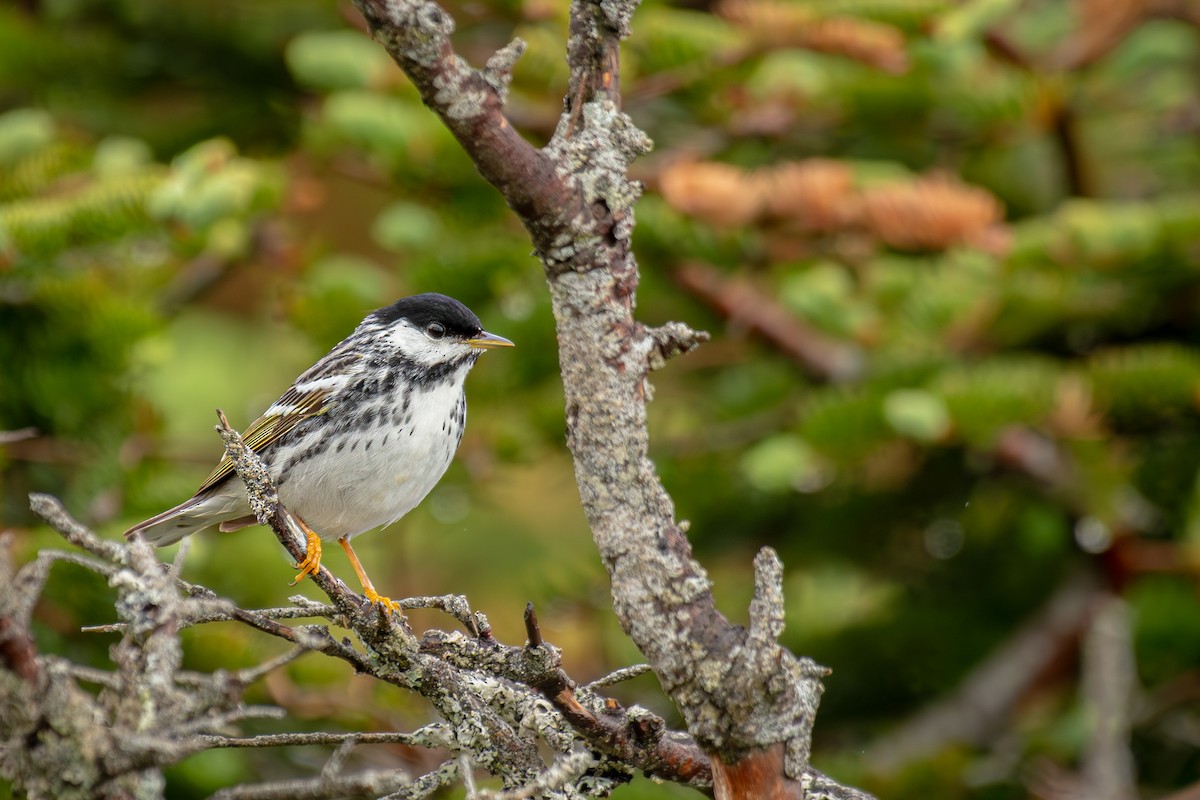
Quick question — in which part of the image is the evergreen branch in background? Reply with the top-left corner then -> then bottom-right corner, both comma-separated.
866,572 -> 1103,770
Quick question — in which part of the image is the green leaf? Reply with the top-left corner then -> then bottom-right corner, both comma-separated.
0,108 -> 55,167
317,90 -> 444,165
372,202 -> 443,252
285,30 -> 393,90
784,565 -> 901,638
92,136 -> 153,178
741,434 -> 828,493
883,388 -> 950,441
1088,344 -> 1200,427
628,7 -> 742,75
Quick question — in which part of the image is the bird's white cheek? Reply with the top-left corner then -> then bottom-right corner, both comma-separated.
383,324 -> 457,367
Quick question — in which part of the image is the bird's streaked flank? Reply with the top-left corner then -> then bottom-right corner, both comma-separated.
125,293 -> 513,612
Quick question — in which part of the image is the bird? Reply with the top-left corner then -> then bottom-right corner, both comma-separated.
124,293 -> 514,612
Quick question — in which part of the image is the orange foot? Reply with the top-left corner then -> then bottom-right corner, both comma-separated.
291,519 -> 323,585
340,536 -> 402,615
362,584 -> 402,615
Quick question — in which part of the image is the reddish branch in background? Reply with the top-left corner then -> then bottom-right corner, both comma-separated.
674,261 -> 864,383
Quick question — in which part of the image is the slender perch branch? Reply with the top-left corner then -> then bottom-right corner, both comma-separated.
213,409 -> 351,612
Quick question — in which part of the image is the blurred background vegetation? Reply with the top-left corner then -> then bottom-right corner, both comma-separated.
2,0 -> 1199,797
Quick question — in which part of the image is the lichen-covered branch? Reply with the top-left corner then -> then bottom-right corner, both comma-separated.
208,413 -> 712,791
2,502 -> 268,799
8,481 -> 713,797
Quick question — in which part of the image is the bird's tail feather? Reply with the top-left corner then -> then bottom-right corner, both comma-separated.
124,492 -> 247,546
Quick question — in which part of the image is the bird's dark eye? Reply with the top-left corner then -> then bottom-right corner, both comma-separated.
426,322 -> 446,339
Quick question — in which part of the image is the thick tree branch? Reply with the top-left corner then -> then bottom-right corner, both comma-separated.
349,0 -> 580,242
519,604 -> 713,790
8,1 -> 871,796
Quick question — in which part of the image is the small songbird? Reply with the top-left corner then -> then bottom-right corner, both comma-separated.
125,293 -> 513,612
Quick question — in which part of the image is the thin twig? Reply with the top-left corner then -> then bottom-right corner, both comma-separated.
232,646 -> 309,685
378,759 -> 461,800
584,663 -> 653,689
675,261 -> 864,382
207,768 -> 414,800
199,726 -> 453,751
401,594 -> 486,637
523,602 -> 543,648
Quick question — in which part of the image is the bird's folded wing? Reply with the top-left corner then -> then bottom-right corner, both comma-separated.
197,385 -> 333,494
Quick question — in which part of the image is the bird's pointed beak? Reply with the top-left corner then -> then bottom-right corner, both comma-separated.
466,331 -> 515,350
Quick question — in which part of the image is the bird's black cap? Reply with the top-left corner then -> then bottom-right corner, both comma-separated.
372,293 -> 483,337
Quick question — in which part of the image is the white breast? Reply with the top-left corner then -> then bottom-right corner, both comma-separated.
273,375 -> 468,541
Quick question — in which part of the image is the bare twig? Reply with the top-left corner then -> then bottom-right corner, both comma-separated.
523,602 -> 544,647
676,261 -> 864,382
1081,596 -> 1138,800
380,759 -> 462,800
402,594 -> 489,638
207,767 -> 415,800
199,728 -> 452,750
585,663 -> 653,689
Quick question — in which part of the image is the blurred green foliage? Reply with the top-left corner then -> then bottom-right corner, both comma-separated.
3,0 -> 1200,798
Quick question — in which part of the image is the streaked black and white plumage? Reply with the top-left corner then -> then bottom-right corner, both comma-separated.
125,294 -> 512,586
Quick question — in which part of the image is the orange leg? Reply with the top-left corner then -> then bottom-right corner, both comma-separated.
339,536 -> 401,614
291,517 -> 323,585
